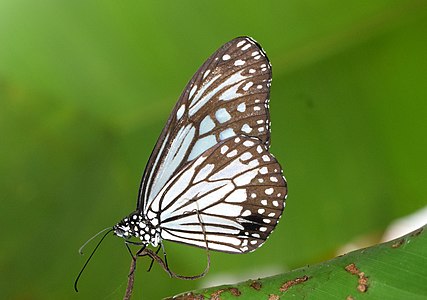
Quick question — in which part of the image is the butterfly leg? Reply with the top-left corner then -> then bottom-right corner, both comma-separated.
146,245 -> 162,272
160,241 -> 169,270
132,211 -> 211,280
125,243 -> 147,277
157,209 -> 211,280
169,209 -> 211,280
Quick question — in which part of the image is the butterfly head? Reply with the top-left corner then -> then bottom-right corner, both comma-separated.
113,212 -> 144,239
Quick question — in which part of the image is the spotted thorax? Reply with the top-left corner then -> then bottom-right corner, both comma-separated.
113,212 -> 161,247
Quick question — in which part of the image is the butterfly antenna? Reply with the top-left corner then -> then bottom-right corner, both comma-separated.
78,226 -> 113,254
74,228 -> 114,292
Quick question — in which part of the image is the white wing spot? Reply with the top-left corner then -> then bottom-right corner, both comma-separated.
257,85 -> 263,89
242,44 -> 251,51
220,145 -> 229,154
234,59 -> 245,66
252,233 -> 260,238
243,140 -> 255,147
250,240 -> 258,245
270,176 -> 278,182
257,119 -> 264,124
215,108 -> 231,123
176,104 -> 185,120
249,159 -> 259,168
251,51 -> 259,56
237,40 -> 246,47
234,137 -> 241,143
226,149 -> 238,158
263,219 -> 271,224
242,210 -> 251,216
257,145 -> 263,153
241,124 -> 252,133
258,208 -> 265,214
189,85 -> 197,99
237,102 -> 246,112
262,154 -> 270,162
260,227 -> 268,232
254,106 -> 261,111
222,54 -> 231,60
188,134 -> 217,160
261,199 -> 268,206
199,115 -> 215,135
203,69 -> 211,79
219,128 -> 235,140
258,127 -> 265,132
268,212 -> 276,217
273,200 -> 279,207
265,188 -> 274,195
242,82 -> 253,91
259,167 -> 268,174
249,68 -> 256,74
240,152 -> 253,161
254,55 -> 261,60
251,193 -> 256,198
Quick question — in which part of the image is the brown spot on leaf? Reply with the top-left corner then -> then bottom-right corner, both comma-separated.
345,263 -> 360,275
250,280 -> 262,291
211,287 -> 241,299
229,288 -> 241,296
268,294 -> 280,300
345,263 -> 369,293
392,238 -> 405,248
279,275 -> 309,292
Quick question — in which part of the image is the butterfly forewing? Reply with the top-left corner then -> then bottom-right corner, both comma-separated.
138,37 -> 273,213
145,135 -> 286,253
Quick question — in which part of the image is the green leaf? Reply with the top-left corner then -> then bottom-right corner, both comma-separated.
169,226 -> 427,299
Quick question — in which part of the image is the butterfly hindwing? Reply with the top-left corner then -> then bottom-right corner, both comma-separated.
138,37 -> 273,213
144,135 -> 286,253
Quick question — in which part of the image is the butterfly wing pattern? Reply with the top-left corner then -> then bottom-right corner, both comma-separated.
114,36 -> 287,255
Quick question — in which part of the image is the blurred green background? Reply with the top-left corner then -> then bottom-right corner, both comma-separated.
1,0 -> 426,299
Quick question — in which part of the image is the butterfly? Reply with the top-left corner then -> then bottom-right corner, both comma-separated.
76,36 -> 287,292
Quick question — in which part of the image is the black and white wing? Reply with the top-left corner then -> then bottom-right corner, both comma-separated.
138,37 -> 273,213
148,135 -> 287,253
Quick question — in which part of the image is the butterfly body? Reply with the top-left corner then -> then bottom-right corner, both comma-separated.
114,36 -> 287,255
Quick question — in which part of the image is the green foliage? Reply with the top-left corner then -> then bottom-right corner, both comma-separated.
0,1 -> 426,299
170,226 -> 427,299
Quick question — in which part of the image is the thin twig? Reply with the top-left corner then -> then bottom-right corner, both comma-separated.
123,258 -> 137,300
